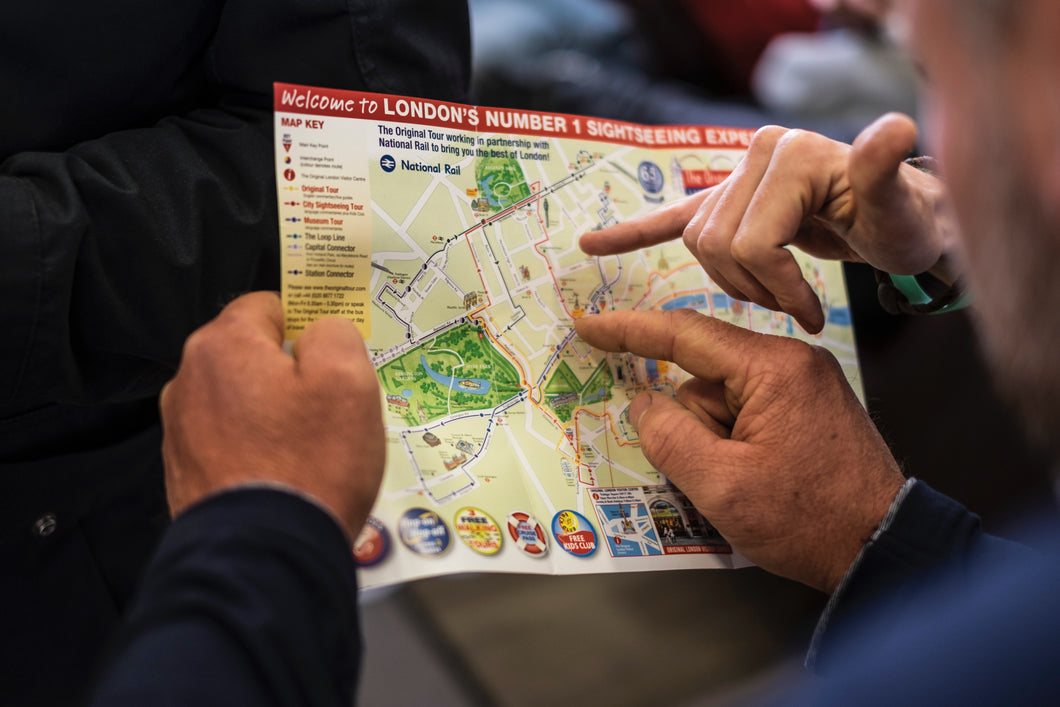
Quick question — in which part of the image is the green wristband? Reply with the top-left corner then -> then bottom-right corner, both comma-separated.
876,270 -> 970,315
874,156 -> 970,315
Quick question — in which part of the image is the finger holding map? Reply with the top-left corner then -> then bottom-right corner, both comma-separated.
161,293 -> 385,541
574,308 -> 906,593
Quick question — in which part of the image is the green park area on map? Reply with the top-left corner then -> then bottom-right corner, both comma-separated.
544,359 -> 614,424
475,154 -> 533,212
377,322 -> 523,427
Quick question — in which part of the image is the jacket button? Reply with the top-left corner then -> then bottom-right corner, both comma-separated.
33,513 -> 58,537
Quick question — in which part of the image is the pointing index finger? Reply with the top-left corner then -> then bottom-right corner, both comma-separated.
579,188 -> 712,255
574,309 -> 762,385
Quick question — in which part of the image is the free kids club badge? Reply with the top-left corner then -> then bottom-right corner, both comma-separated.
551,510 -> 598,557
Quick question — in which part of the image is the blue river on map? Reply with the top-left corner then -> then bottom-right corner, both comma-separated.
582,387 -> 608,404
659,293 -> 850,326
420,355 -> 492,395
478,174 -> 508,209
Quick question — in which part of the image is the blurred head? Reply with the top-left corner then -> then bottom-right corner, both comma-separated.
809,0 -> 891,22
901,0 -> 1060,457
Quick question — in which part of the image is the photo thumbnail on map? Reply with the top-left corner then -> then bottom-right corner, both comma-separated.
589,485 -> 731,558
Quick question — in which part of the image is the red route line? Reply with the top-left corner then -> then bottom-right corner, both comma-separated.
463,226 -> 493,310
460,180 -> 640,484
461,229 -> 542,410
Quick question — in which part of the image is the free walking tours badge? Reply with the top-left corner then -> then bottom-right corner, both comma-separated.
454,506 -> 502,555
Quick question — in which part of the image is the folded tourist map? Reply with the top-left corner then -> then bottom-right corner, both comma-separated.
274,83 -> 860,587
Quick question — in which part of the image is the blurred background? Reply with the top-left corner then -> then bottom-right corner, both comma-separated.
357,1 -> 1057,704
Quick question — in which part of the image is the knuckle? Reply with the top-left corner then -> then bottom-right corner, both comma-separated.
681,221 -> 702,251
158,382 -> 177,418
690,225 -> 726,262
668,307 -> 704,332
807,344 -> 843,375
750,125 -> 787,150
325,360 -> 382,400
180,325 -> 224,366
782,335 -> 816,363
772,130 -> 831,175
699,234 -> 727,260
773,128 -> 814,153
765,335 -> 814,372
729,231 -> 760,264
352,370 -> 383,400
777,338 -> 838,376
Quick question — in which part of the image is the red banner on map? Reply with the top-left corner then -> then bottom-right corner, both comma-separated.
274,83 -> 756,149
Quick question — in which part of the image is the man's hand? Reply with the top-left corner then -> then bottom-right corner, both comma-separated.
575,309 -> 905,593
580,113 -> 955,333
159,292 -> 385,540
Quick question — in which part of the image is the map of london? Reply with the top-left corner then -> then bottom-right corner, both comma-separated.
275,85 -> 860,586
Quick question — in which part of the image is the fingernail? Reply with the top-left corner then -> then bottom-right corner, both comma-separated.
629,393 -> 651,431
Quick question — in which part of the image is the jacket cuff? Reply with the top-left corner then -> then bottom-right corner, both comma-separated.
805,478 -> 914,669
806,478 -> 990,672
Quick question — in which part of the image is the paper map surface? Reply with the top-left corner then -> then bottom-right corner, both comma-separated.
274,83 -> 861,586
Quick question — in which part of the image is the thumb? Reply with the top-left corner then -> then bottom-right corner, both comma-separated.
848,112 -> 918,197
847,113 -> 942,274
631,392 -> 722,485
293,314 -> 371,372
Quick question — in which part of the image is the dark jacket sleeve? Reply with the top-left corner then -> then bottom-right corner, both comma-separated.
0,0 -> 471,406
808,480 -> 1028,672
88,488 -> 361,707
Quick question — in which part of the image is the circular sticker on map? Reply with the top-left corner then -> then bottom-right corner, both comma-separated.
551,510 -> 598,557
398,508 -> 451,557
637,160 -> 664,194
454,507 -> 503,556
506,511 -> 549,557
353,516 -> 391,568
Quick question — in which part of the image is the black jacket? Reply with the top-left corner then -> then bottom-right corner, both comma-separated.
0,2 -> 469,704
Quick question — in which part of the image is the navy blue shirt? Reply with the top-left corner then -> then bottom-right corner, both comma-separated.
792,482 -> 1060,704
89,489 -> 361,707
